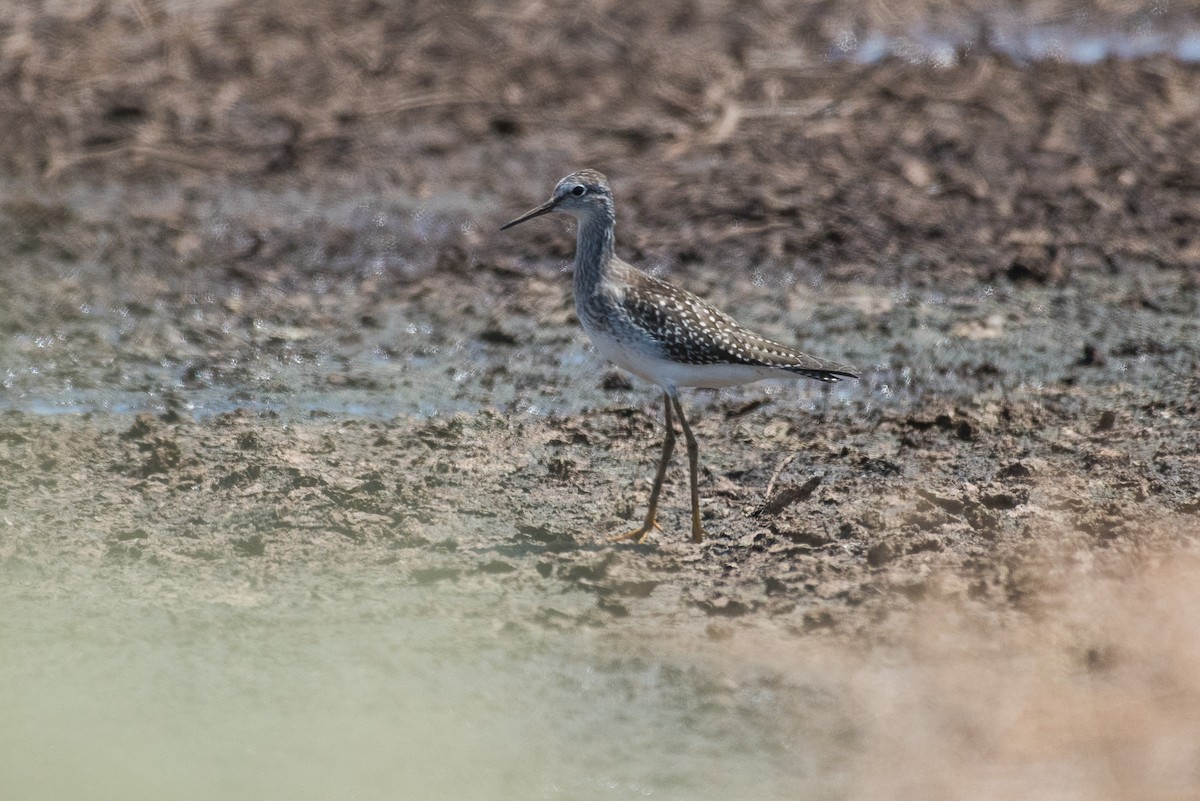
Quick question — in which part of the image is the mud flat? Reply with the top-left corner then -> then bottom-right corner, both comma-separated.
2,2 -> 1200,799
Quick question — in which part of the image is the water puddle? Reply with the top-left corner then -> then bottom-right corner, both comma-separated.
3,276 -> 1186,421
0,575 -> 848,801
829,14 -> 1200,65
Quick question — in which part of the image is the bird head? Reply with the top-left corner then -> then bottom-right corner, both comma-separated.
500,169 -> 613,230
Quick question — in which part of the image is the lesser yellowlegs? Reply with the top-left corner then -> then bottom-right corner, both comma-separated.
501,169 -> 856,543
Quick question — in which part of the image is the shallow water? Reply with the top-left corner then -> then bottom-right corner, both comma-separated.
836,20 -> 1200,66
0,567 -> 848,801
3,270 -> 1190,423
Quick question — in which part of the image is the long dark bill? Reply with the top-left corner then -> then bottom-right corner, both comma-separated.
499,198 -> 556,231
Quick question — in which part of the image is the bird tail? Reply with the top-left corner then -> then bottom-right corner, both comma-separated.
787,366 -> 858,383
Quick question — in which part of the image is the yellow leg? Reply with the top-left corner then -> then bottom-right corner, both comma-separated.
670,394 -> 709,543
609,393 -> 675,543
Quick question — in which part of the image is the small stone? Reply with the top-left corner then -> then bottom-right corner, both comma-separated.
600,370 -> 633,391
695,597 -> 750,617
867,541 -> 894,566
1000,461 -> 1032,479
981,492 -> 1020,511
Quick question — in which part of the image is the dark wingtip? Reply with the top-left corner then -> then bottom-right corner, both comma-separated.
797,368 -> 859,383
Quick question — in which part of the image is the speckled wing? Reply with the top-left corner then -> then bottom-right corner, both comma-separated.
620,271 -> 857,382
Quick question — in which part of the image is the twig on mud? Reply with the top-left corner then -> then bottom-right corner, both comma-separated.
362,91 -> 489,116
755,474 -> 823,518
43,145 -> 219,180
708,221 -> 792,244
763,453 -> 798,502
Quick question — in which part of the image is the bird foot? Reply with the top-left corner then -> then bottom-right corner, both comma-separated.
608,518 -> 661,544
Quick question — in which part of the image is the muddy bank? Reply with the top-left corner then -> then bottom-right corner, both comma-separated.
3,351 -> 1197,640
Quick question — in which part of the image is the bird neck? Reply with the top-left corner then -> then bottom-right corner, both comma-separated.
573,209 -> 616,296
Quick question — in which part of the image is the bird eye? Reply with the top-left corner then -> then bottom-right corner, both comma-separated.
570,185 -> 586,197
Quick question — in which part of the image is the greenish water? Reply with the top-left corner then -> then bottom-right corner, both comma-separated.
0,568 -> 849,801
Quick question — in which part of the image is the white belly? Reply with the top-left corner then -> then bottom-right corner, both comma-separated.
585,326 -> 780,390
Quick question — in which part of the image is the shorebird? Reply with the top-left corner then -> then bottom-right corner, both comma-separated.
501,169 -> 856,543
